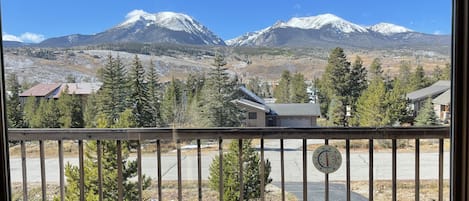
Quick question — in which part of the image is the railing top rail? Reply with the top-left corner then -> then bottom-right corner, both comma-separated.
7,127 -> 449,141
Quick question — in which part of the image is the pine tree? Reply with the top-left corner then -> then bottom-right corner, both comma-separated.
385,79 -> 411,126
199,54 -> 242,127
415,97 -> 439,126
327,97 -> 347,126
6,73 -> 24,128
23,96 -> 37,128
410,65 -> 429,91
273,70 -> 291,103
58,87 -> 73,128
161,77 -> 182,126
369,58 -> 384,80
322,47 -> 351,125
349,56 -> 368,123
397,61 -> 413,92
84,93 -> 99,128
128,55 -> 151,127
355,78 -> 387,127
146,61 -> 162,127
98,55 -> 128,125
31,99 -> 61,128
289,72 -> 309,103
209,140 -> 271,201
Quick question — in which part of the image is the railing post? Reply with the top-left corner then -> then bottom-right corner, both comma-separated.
452,0 -> 469,200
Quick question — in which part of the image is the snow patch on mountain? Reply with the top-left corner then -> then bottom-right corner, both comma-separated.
281,13 -> 369,33
368,23 -> 413,35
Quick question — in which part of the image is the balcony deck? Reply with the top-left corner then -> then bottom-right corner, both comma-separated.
8,127 -> 450,201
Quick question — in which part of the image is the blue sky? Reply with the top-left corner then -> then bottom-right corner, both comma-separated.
1,0 -> 452,43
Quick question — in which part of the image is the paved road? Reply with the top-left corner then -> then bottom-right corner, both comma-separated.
274,182 -> 368,201
9,140 -> 450,183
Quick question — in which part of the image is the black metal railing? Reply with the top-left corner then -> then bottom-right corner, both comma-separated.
8,127 -> 449,201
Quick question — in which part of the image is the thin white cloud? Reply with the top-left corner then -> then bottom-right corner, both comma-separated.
126,9 -> 148,19
2,32 -> 45,43
433,30 -> 443,35
3,33 -> 22,42
20,32 -> 45,43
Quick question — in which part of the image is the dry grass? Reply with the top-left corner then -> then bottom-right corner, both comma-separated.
11,181 -> 298,201
351,180 -> 450,201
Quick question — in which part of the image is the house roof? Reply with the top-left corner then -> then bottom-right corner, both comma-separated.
266,103 -> 321,116
407,80 -> 450,101
239,86 -> 265,104
432,89 -> 451,105
53,83 -> 102,98
19,83 -> 61,97
232,99 -> 270,112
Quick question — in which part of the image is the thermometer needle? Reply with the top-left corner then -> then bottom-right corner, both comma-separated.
326,152 -> 329,166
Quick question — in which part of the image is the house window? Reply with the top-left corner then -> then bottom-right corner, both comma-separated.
248,112 -> 257,119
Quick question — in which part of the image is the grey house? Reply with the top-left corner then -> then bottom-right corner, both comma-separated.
233,87 -> 321,127
407,80 -> 450,116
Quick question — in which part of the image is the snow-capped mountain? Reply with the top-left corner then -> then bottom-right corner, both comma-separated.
228,13 -> 448,48
279,13 -> 368,33
40,10 -> 225,47
368,23 -> 412,35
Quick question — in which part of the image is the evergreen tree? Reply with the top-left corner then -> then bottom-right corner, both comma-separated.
289,72 -> 309,103
385,79 -> 411,126
31,99 -> 61,128
273,70 -> 291,103
355,78 -> 387,127
442,63 -> 451,80
199,54 -> 242,127
6,73 -> 24,128
23,96 -> 37,128
209,140 -> 271,201
58,87 -> 73,128
322,47 -> 351,125
397,61 -> 413,92
146,61 -> 162,127
161,77 -> 182,126
410,65 -> 429,91
415,97 -> 439,126
84,93 -> 99,128
349,56 -> 368,123
327,97 -> 347,126
98,55 -> 128,125
369,58 -> 384,80
128,55 -> 151,127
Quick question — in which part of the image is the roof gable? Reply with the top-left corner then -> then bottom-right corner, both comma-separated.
19,83 -> 61,97
407,80 -> 450,101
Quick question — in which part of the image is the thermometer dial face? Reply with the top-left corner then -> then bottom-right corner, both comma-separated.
312,145 -> 342,174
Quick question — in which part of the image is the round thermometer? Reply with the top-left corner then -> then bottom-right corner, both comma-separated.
312,145 -> 342,174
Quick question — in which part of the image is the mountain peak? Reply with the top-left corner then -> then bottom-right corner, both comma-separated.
118,10 -> 200,33
284,13 -> 368,33
368,22 -> 413,35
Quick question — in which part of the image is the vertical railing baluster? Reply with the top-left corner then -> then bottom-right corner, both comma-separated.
21,141 -> 27,201
218,138 -> 223,201
392,139 -> 397,201
239,139 -> 244,200
303,138 -> 307,201
260,138 -> 265,201
346,139 -> 351,201
197,139 -> 202,201
177,139 -> 182,201
40,140 -> 46,201
78,140 -> 84,201
439,138 -> 444,201
117,140 -> 123,201
137,140 -> 143,201
58,140 -> 64,201
369,139 -> 374,201
415,139 -> 420,201
157,140 -> 162,201
97,140 -> 103,201
280,138 -> 285,201
325,139 -> 329,201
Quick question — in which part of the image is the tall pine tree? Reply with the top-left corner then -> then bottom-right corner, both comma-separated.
128,55 -> 151,127
146,61 -> 162,127
6,73 -> 24,128
198,54 -> 242,127
415,97 -> 439,126
98,55 -> 128,125
273,70 -> 291,103
348,56 -> 368,125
